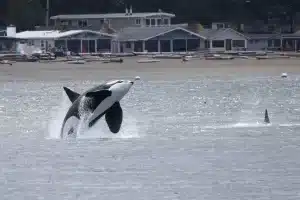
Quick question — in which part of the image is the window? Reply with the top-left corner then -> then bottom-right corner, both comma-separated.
268,25 -> 275,32
205,40 -> 210,48
146,19 -> 150,26
78,20 -> 87,27
274,39 -> 280,47
60,20 -> 70,26
135,19 -> 141,25
103,19 -> 110,24
71,20 -> 77,26
126,42 -> 131,48
268,39 -> 273,47
151,19 -> 155,26
232,40 -> 245,47
28,40 -> 34,46
216,23 -> 224,29
41,40 -> 44,47
100,19 -> 104,24
157,19 -> 162,26
212,40 -> 224,48
163,19 -> 169,25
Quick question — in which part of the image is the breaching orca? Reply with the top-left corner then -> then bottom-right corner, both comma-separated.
60,76 -> 140,138
264,109 -> 270,123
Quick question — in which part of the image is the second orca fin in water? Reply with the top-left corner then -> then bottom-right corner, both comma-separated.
264,109 -> 270,123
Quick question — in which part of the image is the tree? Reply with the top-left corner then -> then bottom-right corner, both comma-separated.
7,0 -> 45,30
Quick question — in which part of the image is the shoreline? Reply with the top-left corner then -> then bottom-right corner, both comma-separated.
0,58 -> 300,81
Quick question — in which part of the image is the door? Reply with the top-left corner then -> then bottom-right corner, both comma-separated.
225,39 -> 232,50
88,40 -> 95,53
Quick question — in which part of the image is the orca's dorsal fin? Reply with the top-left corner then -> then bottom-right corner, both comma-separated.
63,87 -> 80,103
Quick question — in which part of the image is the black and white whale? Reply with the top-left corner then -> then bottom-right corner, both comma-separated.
60,76 -> 140,138
264,109 -> 270,124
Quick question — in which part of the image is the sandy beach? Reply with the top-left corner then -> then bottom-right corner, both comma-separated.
1,57 -> 300,82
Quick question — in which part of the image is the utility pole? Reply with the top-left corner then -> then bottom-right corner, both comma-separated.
46,0 -> 49,27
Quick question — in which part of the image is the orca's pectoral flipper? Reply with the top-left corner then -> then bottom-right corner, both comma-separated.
63,87 -> 80,103
105,102 -> 123,133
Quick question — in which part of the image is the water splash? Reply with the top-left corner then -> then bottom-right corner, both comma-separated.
201,122 -> 300,130
47,91 -> 72,139
202,122 -> 268,130
78,112 -> 141,139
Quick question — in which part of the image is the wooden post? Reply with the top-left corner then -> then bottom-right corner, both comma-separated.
46,0 -> 49,27
142,41 -> 145,52
158,39 -> 161,53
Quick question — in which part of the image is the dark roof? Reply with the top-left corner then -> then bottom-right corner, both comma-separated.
116,25 -> 205,41
197,28 -> 249,40
116,26 -> 250,41
50,12 -> 175,20
244,33 -> 281,39
281,31 -> 300,38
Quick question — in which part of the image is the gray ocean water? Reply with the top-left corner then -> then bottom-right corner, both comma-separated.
1,69 -> 300,199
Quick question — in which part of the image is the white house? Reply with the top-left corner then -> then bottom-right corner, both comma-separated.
197,28 -> 250,52
245,33 -> 281,51
115,25 -> 206,53
15,30 -> 114,53
114,25 -> 249,53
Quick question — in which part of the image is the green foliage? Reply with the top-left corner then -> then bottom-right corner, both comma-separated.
7,0 -> 45,30
2,0 -> 300,30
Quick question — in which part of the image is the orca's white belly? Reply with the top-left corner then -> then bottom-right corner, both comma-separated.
61,116 -> 80,138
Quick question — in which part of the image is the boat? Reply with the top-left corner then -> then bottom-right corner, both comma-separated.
0,60 -> 12,65
205,54 -> 234,60
256,55 -> 290,60
137,59 -> 160,63
281,73 -> 288,78
67,60 -> 86,64
152,54 -> 182,59
182,55 -> 193,61
102,58 -> 123,63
